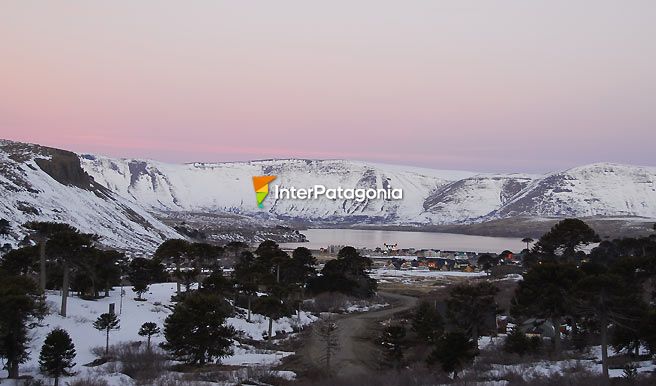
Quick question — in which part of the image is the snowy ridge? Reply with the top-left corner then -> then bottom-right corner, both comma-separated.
81,152 -> 656,224
493,163 -> 656,219
0,140 -> 181,250
1,139 -> 656,252
80,156 -> 477,223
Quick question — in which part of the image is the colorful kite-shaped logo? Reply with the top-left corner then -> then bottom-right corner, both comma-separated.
252,176 -> 277,208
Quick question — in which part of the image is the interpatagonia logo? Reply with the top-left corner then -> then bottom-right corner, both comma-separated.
252,176 -> 277,208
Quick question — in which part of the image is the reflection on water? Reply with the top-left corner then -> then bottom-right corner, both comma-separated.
279,228 -> 526,253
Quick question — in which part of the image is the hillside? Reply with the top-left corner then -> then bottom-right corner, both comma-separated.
1,138 -> 655,250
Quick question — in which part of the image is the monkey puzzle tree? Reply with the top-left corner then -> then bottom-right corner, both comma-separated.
39,328 -> 76,386
162,292 -> 235,365
511,262 -> 582,354
47,228 -> 98,316
573,266 -> 643,383
93,313 -> 120,357
154,239 -> 192,296
233,251 -> 259,322
532,219 -> 599,263
138,322 -> 160,351
446,282 -> 499,348
0,270 -> 47,379
412,301 -> 444,343
24,222 -> 77,292
428,331 -> 478,379
128,257 -> 164,301
0,245 -> 38,276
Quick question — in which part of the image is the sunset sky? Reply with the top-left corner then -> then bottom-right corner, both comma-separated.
1,1 -> 655,172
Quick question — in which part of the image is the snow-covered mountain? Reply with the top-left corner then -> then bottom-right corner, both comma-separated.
1,139 -> 655,250
0,140 -> 181,250
493,163 -> 656,219
79,155 -> 476,224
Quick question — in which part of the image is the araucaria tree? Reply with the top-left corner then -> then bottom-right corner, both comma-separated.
0,271 -> 47,379
379,324 -> 406,370
128,257 -> 164,301
573,264 -> 642,382
93,313 -> 120,357
39,328 -> 76,386
427,331 -> 478,379
412,301 -> 443,343
511,262 -> 582,353
138,322 -> 161,351
162,292 -> 235,365
446,282 -> 499,348
46,227 -> 98,316
154,239 -> 192,296
24,221 -> 76,292
253,295 -> 290,341
530,218 -> 600,263
308,246 -> 376,298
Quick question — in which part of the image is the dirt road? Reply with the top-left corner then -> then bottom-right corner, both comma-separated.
299,292 -> 418,378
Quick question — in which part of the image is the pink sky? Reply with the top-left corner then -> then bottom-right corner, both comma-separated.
1,1 -> 655,172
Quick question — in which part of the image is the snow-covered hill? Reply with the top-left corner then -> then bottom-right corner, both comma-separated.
1,139 -> 655,251
80,155 -> 475,224
0,140 -> 181,250
81,153 -> 656,225
493,163 -> 656,219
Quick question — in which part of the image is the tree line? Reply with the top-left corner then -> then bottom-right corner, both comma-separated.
0,220 -> 378,381
380,219 -> 656,383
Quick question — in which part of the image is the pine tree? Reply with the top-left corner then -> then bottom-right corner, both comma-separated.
411,301 -> 443,343
39,328 -> 76,386
138,322 -> 160,351
162,292 -> 235,365
93,313 -> 120,357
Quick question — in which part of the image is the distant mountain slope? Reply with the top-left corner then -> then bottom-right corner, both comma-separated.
493,163 -> 656,218
79,156 -> 475,224
1,138 -> 655,252
422,174 -> 535,223
80,152 -> 656,224
0,140 -> 181,250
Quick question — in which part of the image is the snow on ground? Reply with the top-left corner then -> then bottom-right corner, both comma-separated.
345,302 -> 389,313
228,309 -> 317,341
474,340 -> 656,381
0,283 -> 316,384
371,268 -> 486,284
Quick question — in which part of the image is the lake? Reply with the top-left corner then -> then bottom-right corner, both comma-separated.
279,228 -> 527,253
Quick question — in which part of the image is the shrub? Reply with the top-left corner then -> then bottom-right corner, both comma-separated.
66,378 -> 110,386
503,328 -> 542,356
114,343 -> 169,381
